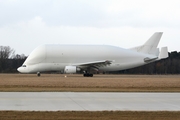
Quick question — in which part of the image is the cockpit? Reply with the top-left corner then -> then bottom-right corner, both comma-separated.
22,65 -> 26,67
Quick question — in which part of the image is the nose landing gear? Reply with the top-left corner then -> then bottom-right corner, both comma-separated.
37,72 -> 41,77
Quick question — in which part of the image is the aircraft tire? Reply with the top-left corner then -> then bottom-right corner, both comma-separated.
37,72 -> 41,77
83,73 -> 93,77
90,74 -> 93,77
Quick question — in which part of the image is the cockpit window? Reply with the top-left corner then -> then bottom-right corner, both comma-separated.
22,65 -> 26,67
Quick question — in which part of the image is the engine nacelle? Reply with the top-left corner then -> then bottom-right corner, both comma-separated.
64,66 -> 80,74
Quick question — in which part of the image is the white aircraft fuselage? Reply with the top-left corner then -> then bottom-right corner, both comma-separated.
17,32 -> 168,77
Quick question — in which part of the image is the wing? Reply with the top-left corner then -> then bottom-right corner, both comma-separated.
73,60 -> 113,70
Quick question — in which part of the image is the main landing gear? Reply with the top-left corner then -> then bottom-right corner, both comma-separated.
83,73 -> 93,77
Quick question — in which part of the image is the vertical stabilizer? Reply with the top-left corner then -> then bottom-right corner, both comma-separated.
130,32 -> 163,56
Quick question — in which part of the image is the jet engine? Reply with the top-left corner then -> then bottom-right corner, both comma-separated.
64,66 -> 80,74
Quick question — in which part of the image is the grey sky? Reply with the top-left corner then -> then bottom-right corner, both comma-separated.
0,0 -> 180,55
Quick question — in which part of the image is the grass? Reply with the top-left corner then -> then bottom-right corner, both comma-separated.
0,111 -> 180,120
0,74 -> 180,92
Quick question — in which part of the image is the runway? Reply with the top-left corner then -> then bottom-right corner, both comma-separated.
0,92 -> 180,111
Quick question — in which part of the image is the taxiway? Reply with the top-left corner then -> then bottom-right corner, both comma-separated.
0,92 -> 179,111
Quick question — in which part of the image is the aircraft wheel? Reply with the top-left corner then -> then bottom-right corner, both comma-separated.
37,72 -> 41,77
89,74 -> 93,77
83,74 -> 88,77
83,73 -> 93,77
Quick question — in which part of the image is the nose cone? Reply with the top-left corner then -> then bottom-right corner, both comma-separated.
17,67 -> 23,73
17,66 -> 30,73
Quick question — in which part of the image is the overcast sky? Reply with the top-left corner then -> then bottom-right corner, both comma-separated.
0,0 -> 180,55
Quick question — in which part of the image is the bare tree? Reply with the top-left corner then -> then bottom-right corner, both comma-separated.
0,46 -> 15,59
0,46 -> 15,72
13,54 -> 27,59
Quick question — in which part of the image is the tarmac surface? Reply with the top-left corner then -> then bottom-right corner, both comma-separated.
0,92 -> 180,111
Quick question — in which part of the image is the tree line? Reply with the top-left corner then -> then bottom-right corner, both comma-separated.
0,46 -> 180,74
0,46 -> 26,73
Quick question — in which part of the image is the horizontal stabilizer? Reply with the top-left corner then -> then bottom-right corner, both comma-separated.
159,47 -> 168,59
144,57 -> 158,63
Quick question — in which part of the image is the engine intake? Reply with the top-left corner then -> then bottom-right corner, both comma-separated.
64,66 -> 80,74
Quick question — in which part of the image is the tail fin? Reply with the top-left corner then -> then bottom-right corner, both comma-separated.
130,32 -> 163,55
